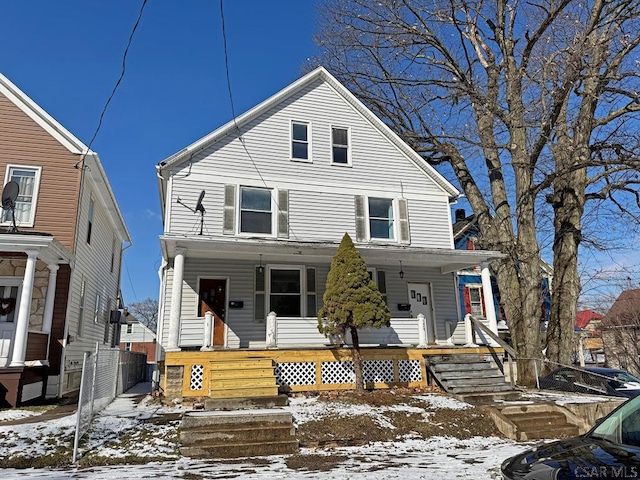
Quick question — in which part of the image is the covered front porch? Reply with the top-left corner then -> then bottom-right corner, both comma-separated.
0,233 -> 71,406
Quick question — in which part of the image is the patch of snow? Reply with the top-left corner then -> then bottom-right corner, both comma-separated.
0,409 -> 44,422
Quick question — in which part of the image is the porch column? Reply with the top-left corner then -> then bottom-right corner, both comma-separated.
41,264 -> 59,334
10,250 -> 38,367
167,248 -> 186,352
480,263 -> 499,346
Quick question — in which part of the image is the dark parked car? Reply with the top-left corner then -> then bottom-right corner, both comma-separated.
538,366 -> 640,398
501,393 -> 640,479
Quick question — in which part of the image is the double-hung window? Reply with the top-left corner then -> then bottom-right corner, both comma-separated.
2,166 -> 41,227
240,187 -> 273,234
331,127 -> 349,165
291,121 -> 310,161
368,197 -> 395,240
269,267 -> 302,317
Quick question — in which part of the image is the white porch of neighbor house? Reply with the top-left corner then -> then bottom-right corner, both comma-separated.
158,236 -> 504,356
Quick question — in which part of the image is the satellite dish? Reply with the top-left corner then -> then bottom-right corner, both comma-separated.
176,190 -> 206,235
1,181 -> 19,232
195,190 -> 206,214
1,181 -> 19,210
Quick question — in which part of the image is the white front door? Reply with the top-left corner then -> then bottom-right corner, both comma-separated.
408,283 -> 436,343
0,282 -> 20,367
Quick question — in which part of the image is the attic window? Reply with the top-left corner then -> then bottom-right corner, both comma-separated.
331,127 -> 350,165
291,121 -> 310,161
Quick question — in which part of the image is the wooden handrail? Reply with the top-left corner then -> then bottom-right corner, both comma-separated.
466,314 -> 517,358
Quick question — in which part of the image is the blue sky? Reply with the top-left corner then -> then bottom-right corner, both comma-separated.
0,1 -> 318,304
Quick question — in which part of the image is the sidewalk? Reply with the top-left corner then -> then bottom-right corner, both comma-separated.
0,382 -> 152,426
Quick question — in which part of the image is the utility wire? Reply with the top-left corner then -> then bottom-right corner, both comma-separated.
218,0 -> 297,240
75,0 -> 149,168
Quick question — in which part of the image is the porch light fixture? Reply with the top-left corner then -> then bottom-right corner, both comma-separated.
399,260 -> 404,279
258,254 -> 264,273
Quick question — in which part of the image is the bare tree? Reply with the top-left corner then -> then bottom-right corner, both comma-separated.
313,0 -> 640,384
128,298 -> 159,332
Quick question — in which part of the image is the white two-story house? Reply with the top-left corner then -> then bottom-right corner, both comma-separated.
155,67 -> 503,400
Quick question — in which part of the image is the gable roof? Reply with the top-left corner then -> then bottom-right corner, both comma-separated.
601,289 -> 640,328
157,66 -> 460,203
0,72 -> 131,243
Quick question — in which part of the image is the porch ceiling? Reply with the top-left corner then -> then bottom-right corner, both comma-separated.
160,235 -> 503,273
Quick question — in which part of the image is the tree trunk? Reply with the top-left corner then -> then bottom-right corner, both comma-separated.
350,326 -> 364,393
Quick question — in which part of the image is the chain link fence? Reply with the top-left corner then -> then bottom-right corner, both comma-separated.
72,343 -> 147,462
512,357 -> 640,398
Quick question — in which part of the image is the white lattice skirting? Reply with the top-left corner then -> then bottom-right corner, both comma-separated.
190,364 -> 204,390
274,359 -> 423,386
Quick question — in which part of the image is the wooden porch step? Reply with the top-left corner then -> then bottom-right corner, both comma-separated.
210,376 -> 277,389
208,357 -> 278,399
208,385 -> 279,399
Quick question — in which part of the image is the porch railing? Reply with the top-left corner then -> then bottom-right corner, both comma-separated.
178,313 -> 433,349
466,314 -> 516,388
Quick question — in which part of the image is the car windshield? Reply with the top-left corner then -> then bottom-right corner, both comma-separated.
589,395 -> 640,447
611,372 -> 640,384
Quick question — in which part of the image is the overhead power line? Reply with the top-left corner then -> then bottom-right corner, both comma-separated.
75,0 -> 149,169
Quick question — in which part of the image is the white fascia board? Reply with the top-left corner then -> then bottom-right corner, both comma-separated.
0,72 -> 90,155
0,233 -> 73,265
84,153 -> 132,243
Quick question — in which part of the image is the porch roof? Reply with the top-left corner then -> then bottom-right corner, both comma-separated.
160,235 -> 503,274
0,233 -> 72,265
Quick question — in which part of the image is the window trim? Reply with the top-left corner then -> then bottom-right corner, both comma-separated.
330,126 -> 351,166
267,265 -> 304,318
366,196 -> 398,242
1,165 -> 42,228
87,197 -> 95,245
290,120 -> 312,163
466,284 -> 485,317
237,186 -> 276,237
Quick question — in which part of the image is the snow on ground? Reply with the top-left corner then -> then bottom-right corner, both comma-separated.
0,386 -> 539,480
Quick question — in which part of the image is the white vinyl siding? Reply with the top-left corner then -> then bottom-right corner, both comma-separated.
166,78 -> 452,248
159,259 -> 458,350
63,179 -> 125,394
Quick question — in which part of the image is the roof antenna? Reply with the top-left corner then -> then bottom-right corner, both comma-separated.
1,181 -> 19,233
177,190 -> 206,235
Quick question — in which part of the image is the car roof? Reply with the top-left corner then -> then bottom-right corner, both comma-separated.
582,367 -> 626,375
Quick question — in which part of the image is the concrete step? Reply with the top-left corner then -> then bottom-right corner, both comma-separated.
507,411 -> 567,429
180,440 -> 299,459
204,394 -> 288,411
180,408 -> 298,459
181,409 -> 292,429
455,391 -> 521,404
518,424 -> 580,441
181,424 -> 295,445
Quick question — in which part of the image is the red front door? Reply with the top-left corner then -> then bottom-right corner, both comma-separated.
199,279 -> 226,347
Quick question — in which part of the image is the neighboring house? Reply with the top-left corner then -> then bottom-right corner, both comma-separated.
119,319 -> 156,363
600,289 -> 640,377
0,73 -> 131,407
576,309 -> 603,334
154,67 -> 503,400
452,208 -> 552,331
